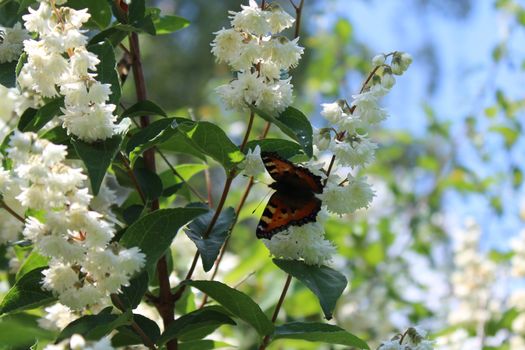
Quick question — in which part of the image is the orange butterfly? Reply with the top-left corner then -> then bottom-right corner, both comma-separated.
256,152 -> 324,239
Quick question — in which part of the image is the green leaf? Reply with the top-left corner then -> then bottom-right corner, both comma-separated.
272,322 -> 369,349
157,306 -> 236,345
0,313 -> 55,348
72,134 -> 123,195
112,314 -> 161,346
159,129 -> 206,160
153,15 -> 190,35
15,251 -> 48,281
186,280 -> 274,336
121,100 -> 168,120
17,97 -> 64,132
273,259 -> 347,319
87,41 -> 121,106
178,340 -> 234,350
176,120 -> 245,171
57,307 -> 132,341
120,208 -> 207,278
0,267 -> 56,315
89,25 -> 129,47
132,163 -> 164,200
245,139 -> 304,159
0,60 -> 18,87
67,0 -> 111,29
252,106 -> 313,157
184,207 -> 235,272
126,118 -> 174,165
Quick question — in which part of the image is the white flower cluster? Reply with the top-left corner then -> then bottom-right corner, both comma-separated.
0,131 -> 145,309
263,214 -> 336,266
317,52 -> 412,216
18,0 -> 119,141
0,23 -> 30,63
378,327 -> 434,350
447,219 -> 497,326
44,334 -> 114,350
212,0 -> 303,115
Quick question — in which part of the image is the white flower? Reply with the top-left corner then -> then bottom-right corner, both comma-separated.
263,219 -> 336,266
69,47 -> 100,76
42,263 -> 80,293
330,136 -> 377,167
381,72 -> 396,89
321,101 -> 345,124
266,4 -> 295,33
38,303 -> 79,331
258,78 -> 293,114
22,2 -> 54,35
229,0 -> 270,36
211,27 -> 244,64
242,145 -> 266,177
117,246 -> 146,275
313,128 -> 331,151
400,52 -> 413,70
231,38 -> 262,70
372,53 -> 386,66
269,37 -> 304,70
70,334 -> 86,350
0,23 -> 30,63
320,175 -> 374,214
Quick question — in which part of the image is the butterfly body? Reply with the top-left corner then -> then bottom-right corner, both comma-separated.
256,152 -> 323,240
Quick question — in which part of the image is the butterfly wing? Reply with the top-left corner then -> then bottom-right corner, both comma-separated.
261,152 -> 323,193
256,190 -> 322,239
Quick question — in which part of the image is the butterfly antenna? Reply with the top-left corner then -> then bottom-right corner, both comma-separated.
252,189 -> 273,214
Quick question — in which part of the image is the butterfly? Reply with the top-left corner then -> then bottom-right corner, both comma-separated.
256,152 -> 324,239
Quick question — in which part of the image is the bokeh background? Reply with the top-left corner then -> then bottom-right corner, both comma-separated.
124,0 -> 525,348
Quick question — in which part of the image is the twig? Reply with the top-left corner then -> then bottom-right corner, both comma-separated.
0,200 -> 25,223
111,294 -> 158,350
258,274 -> 293,349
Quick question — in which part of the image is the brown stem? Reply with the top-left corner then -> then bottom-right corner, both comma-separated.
240,110 -> 255,152
129,32 -> 177,350
111,294 -> 157,350
293,0 -> 305,39
258,274 -> 293,350
0,200 -> 25,223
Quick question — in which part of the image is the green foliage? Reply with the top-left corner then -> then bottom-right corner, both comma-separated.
271,322 -> 369,349
186,280 -> 274,336
184,207 -> 236,272
273,259 -> 347,320
253,106 -> 313,157
18,97 -> 64,132
88,41 -> 121,106
157,306 -> 236,345
120,208 -> 208,278
0,60 -> 17,87
72,134 -> 123,195
175,119 -> 245,171
0,267 -> 55,315
57,307 -> 132,342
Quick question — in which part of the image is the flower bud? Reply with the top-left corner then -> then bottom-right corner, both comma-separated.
400,52 -> 413,70
381,71 -> 395,89
372,53 -> 386,66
